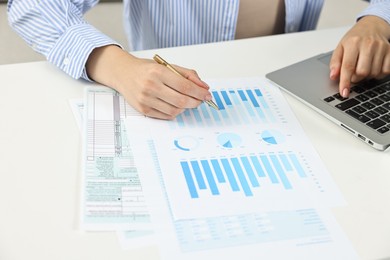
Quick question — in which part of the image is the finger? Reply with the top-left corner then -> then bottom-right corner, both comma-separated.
351,49 -> 373,83
354,47 -> 374,79
143,107 -> 180,120
134,96 -> 186,120
159,67 -> 212,102
156,83 -> 204,109
370,44 -> 389,79
151,96 -> 190,118
329,45 -> 343,80
382,50 -> 390,76
350,73 -> 366,84
339,47 -> 359,97
175,65 -> 210,90
140,78 -> 203,109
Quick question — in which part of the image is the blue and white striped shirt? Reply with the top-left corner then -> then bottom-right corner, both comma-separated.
7,0 -> 390,81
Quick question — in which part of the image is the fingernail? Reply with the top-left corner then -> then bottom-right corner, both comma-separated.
342,88 -> 349,98
205,94 -> 212,101
329,69 -> 335,78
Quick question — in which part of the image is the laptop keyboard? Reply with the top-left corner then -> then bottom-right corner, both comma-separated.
323,77 -> 390,134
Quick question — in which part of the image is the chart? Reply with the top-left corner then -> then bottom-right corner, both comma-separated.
174,136 -> 199,151
173,87 -> 279,128
261,130 -> 285,145
132,77 -> 344,220
217,133 -> 242,148
180,152 -> 307,198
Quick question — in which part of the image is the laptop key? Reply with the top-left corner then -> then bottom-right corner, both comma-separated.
380,114 -> 390,123
352,105 -> 367,114
324,96 -> 335,102
371,98 -> 384,106
333,93 -> 348,101
383,83 -> 390,91
377,126 -> 390,134
382,103 -> 390,110
379,94 -> 390,102
365,110 -> 380,119
346,109 -> 371,123
351,85 -> 365,93
374,106 -> 388,115
373,87 -> 387,94
355,94 -> 369,102
365,91 -> 378,98
367,118 -> 386,129
362,102 -> 375,110
336,98 -> 360,111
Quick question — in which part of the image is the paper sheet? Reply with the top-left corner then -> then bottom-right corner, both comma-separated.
126,77 -> 345,219
124,105 -> 358,259
81,87 -> 152,230
70,79 -> 357,258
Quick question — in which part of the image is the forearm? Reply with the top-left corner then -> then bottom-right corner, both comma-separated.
7,0 -> 118,80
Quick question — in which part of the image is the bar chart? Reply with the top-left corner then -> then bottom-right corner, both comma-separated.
131,78 -> 344,219
173,87 -> 277,128
180,152 -> 307,199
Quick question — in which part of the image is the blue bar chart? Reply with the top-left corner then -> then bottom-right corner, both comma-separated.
174,88 -> 276,128
180,152 -> 307,199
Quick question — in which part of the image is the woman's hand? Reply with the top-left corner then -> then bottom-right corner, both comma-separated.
86,45 -> 212,119
330,16 -> 390,97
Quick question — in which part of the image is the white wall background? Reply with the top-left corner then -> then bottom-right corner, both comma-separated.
0,0 -> 370,65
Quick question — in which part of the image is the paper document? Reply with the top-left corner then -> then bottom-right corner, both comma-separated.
123,96 -> 357,259
126,77 -> 345,219
70,79 -> 356,259
81,88 -> 152,230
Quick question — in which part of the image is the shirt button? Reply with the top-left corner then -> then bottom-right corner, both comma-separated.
63,57 -> 70,65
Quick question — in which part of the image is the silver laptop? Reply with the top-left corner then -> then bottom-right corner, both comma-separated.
266,51 -> 390,151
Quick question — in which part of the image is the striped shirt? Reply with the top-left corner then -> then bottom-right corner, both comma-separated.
7,0 -> 390,81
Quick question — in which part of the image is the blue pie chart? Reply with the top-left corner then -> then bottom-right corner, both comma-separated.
261,130 -> 285,145
217,133 -> 242,148
174,136 -> 199,151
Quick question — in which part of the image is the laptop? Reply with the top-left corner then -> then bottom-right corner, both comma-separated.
266,51 -> 390,151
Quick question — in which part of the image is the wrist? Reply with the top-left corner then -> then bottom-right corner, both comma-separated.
86,45 -> 136,92
358,15 -> 390,39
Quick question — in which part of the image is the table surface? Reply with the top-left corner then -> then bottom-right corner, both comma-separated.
0,27 -> 389,260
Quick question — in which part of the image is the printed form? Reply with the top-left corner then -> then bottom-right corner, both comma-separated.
81,88 -> 152,230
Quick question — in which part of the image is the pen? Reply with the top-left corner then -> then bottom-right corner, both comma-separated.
153,54 -> 219,110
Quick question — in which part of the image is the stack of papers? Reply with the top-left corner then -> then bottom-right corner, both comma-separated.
70,77 -> 358,259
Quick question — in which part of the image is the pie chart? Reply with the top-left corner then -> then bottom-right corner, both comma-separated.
217,133 -> 242,148
261,130 -> 285,145
174,136 -> 199,151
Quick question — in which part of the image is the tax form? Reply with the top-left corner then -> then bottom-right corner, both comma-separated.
81,88 -> 152,230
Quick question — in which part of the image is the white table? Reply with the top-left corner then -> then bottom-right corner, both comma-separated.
0,27 -> 389,260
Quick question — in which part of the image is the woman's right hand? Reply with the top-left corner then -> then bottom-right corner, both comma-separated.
86,45 -> 213,119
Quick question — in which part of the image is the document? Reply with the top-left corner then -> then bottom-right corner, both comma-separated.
123,90 -> 358,259
71,80 -> 357,259
81,88 -> 152,230
125,77 -> 345,220
71,96 -> 156,246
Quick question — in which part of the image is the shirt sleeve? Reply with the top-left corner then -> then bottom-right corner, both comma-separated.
7,0 -> 120,81
357,0 -> 390,25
